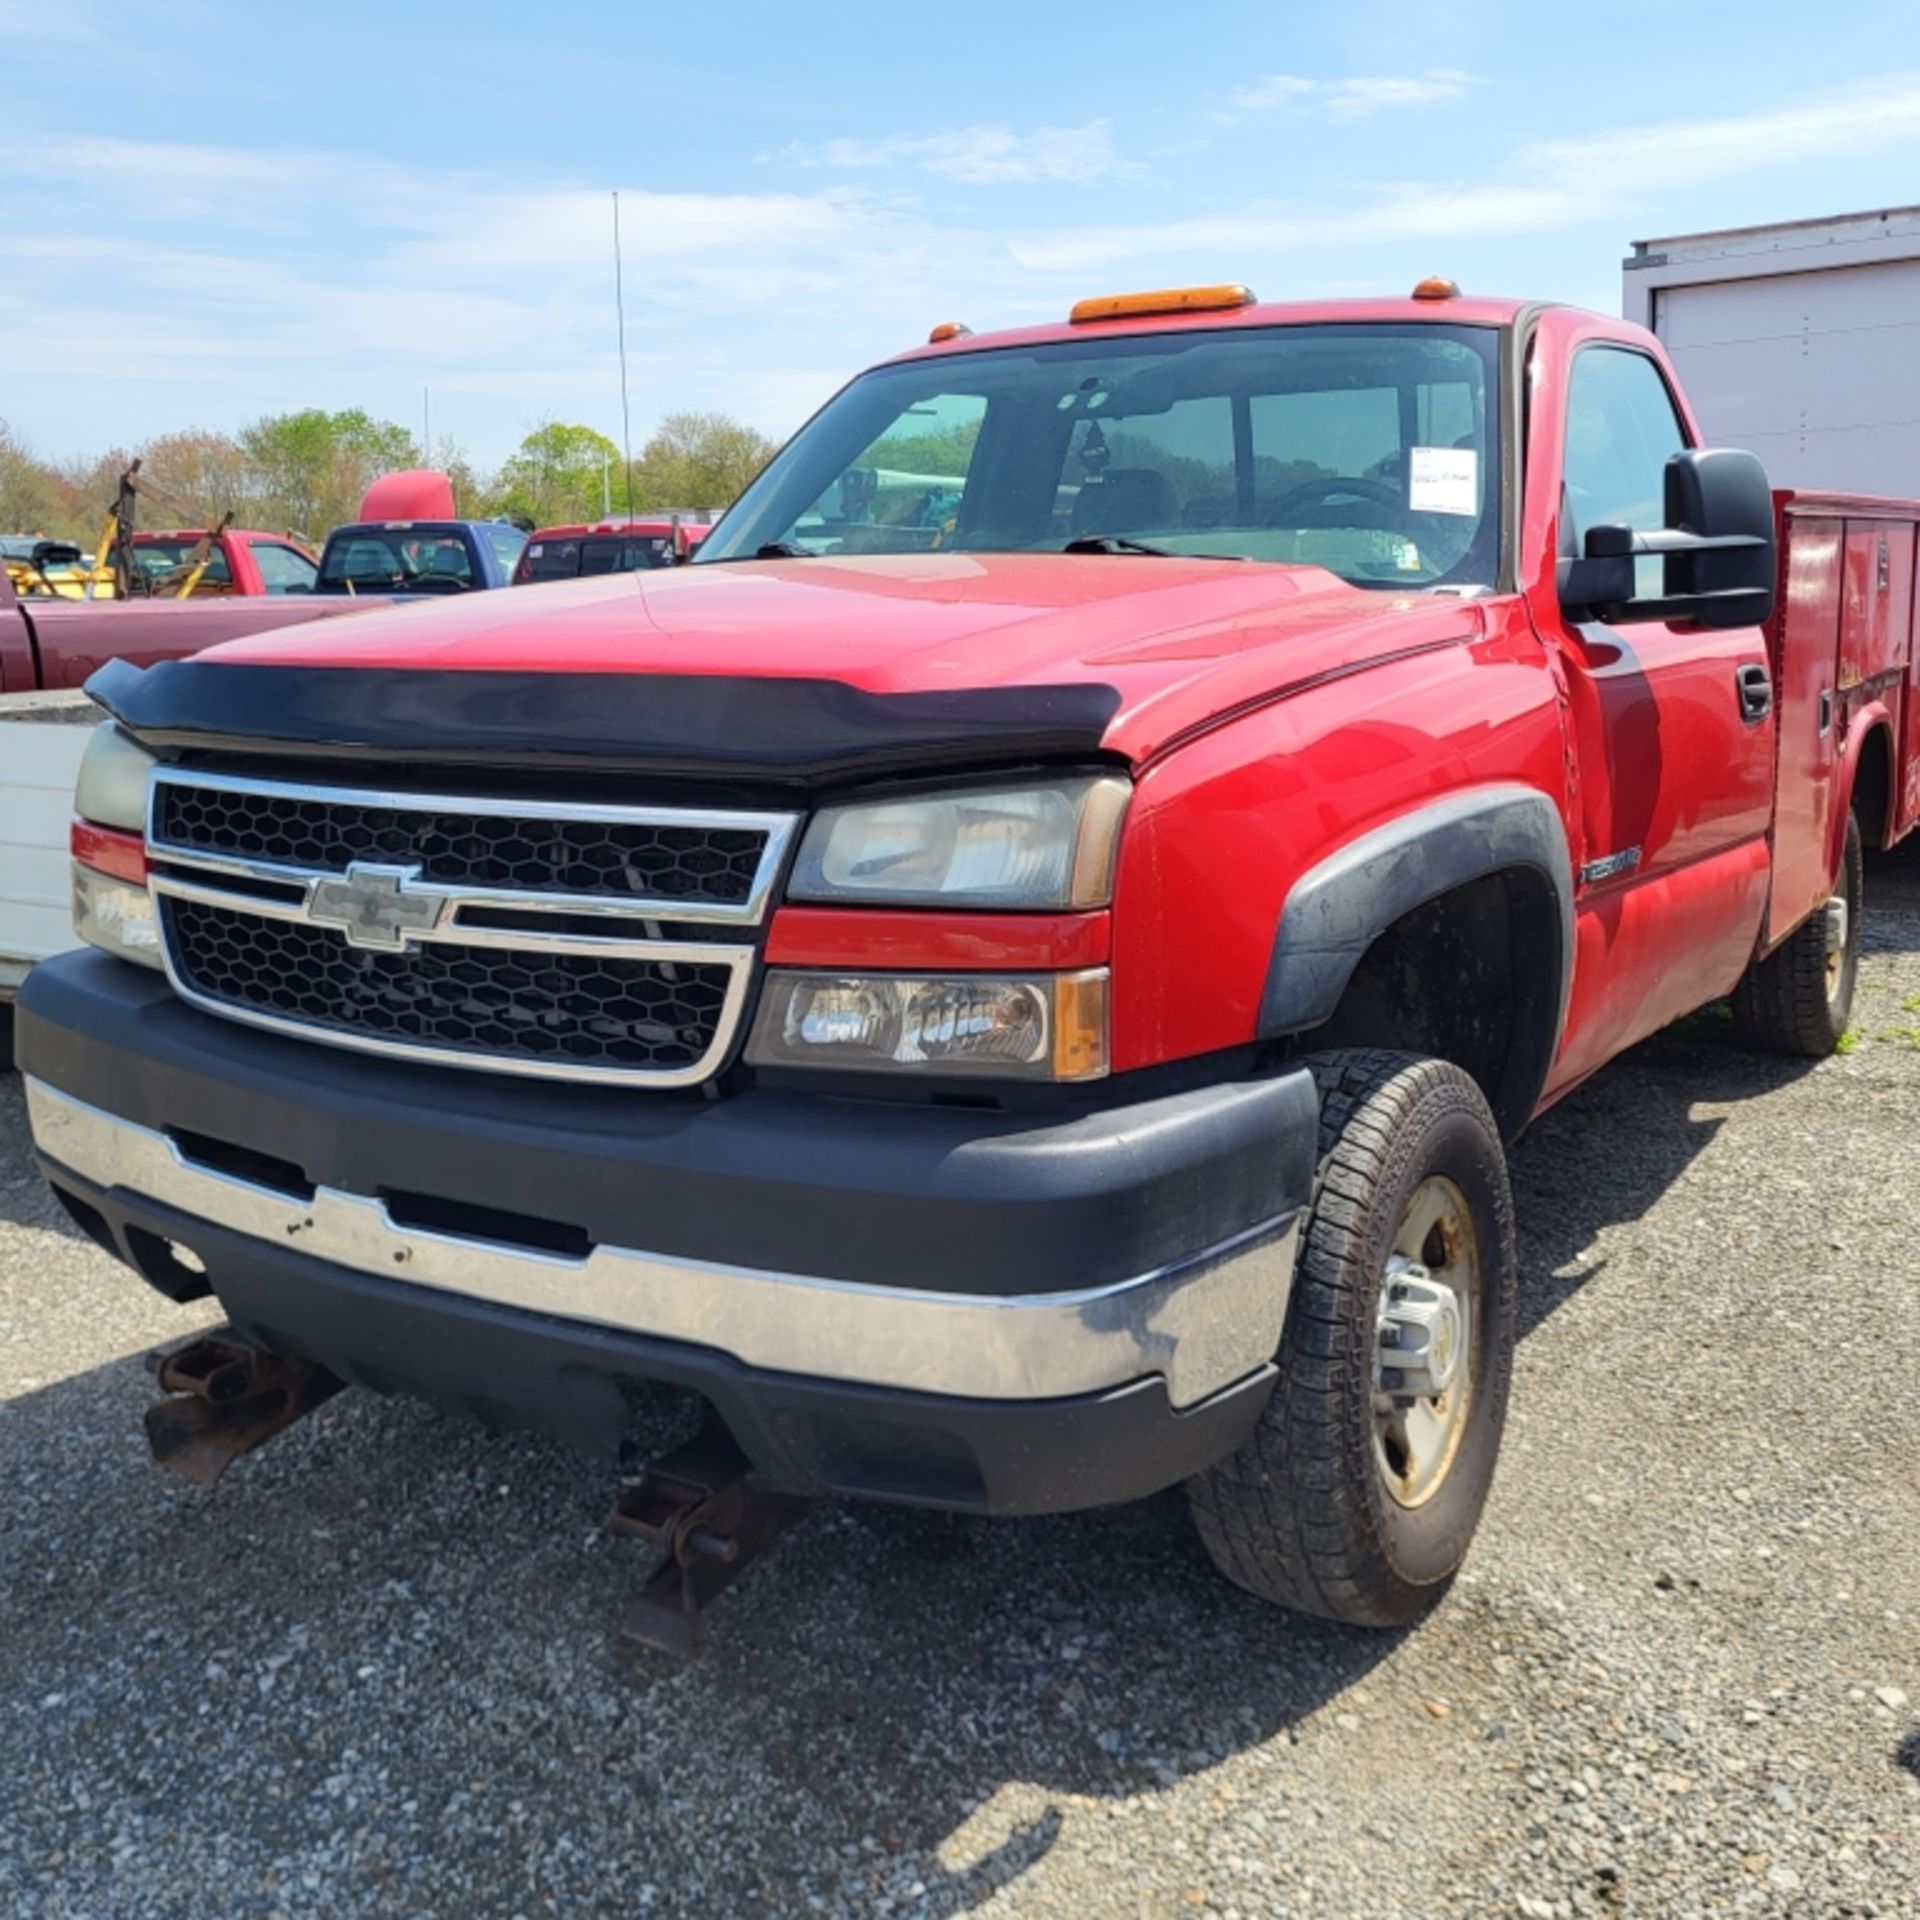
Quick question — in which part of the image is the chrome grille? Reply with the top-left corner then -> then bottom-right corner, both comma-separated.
145,770 -> 796,1087
152,783 -> 768,907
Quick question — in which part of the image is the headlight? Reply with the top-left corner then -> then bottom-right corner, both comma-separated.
747,969 -> 1108,1080
74,723 -> 156,831
788,777 -> 1129,910
72,862 -> 163,969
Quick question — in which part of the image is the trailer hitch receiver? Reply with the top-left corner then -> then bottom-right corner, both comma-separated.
606,1430 -> 803,1658
144,1332 -> 344,1486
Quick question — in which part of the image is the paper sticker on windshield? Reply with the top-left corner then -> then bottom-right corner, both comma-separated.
1409,446 -> 1478,516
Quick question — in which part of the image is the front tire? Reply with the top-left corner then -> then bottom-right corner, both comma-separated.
1187,1050 -> 1517,1627
1730,810 -> 1863,1056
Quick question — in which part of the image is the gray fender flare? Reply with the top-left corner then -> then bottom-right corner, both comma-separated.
1259,784 -> 1575,1124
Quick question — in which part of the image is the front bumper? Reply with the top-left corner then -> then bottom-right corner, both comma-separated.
20,952 -> 1317,1513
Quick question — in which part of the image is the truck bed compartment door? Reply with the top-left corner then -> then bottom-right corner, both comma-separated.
1839,521 -> 1912,692
1902,536 -> 1920,838
1766,513 -> 1843,947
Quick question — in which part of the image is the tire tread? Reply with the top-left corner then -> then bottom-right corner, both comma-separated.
1188,1048 -> 1515,1627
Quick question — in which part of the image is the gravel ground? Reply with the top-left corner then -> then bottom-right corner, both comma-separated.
2,849 -> 1917,1920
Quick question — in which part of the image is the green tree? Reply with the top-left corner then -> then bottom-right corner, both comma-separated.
0,420 -> 79,538
135,429 -> 256,528
866,418 -> 982,480
236,408 -> 420,538
493,421 -> 623,527
636,412 -> 778,512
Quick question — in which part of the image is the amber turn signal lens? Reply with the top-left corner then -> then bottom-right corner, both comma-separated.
1070,284 -> 1256,325
1050,971 -> 1109,1082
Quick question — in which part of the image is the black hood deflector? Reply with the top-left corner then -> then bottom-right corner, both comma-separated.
88,659 -> 1124,787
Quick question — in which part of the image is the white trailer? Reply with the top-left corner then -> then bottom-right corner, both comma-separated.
1623,205 -> 1920,497
0,691 -> 95,1066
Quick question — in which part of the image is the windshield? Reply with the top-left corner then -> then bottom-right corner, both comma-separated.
519,532 -> 674,582
699,323 -> 1501,589
317,528 -> 475,595
132,539 -> 232,588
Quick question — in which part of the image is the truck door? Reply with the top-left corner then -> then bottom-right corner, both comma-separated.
1765,509 -> 1843,946
1537,338 -> 1777,1086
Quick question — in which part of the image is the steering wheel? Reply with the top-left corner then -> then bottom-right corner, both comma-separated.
1267,474 -> 1405,529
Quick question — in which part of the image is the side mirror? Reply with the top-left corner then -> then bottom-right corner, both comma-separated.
1559,447 -> 1776,629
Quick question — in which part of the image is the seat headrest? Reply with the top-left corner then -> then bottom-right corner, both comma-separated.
1070,468 -> 1176,536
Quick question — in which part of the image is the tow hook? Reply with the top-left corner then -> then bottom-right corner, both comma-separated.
143,1331 -> 344,1486
606,1430 -> 804,1659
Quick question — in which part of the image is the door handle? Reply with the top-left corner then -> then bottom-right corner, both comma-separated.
1736,663 -> 1773,723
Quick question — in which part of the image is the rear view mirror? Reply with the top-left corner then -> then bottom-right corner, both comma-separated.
1559,447 -> 1776,629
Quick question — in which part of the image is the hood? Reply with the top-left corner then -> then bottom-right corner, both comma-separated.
187,554 -> 1482,768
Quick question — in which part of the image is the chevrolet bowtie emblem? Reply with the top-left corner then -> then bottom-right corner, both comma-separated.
306,862 -> 450,952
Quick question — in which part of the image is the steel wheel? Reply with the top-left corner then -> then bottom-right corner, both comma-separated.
1373,1174 -> 1479,1509
1823,892 -> 1851,1004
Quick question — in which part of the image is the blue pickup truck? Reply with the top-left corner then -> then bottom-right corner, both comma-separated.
314,519 -> 527,596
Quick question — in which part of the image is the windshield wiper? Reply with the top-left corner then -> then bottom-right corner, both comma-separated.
1064,533 -> 1256,560
754,541 -> 815,559
1062,534 -> 1179,556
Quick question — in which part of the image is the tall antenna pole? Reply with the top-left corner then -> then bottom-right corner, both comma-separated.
612,190 -> 635,520
422,385 -> 431,459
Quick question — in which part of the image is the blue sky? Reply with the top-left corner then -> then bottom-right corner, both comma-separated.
6,0 -> 1920,468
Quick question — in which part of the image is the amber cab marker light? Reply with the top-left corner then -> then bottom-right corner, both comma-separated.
1069,284 -> 1256,326
927,321 -> 972,344
1412,275 -> 1461,300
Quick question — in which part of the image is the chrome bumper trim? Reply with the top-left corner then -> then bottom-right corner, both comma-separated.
27,1079 -> 1299,1408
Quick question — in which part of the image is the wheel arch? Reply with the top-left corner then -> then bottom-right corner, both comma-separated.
1259,785 -> 1574,1138
1840,709 -> 1897,854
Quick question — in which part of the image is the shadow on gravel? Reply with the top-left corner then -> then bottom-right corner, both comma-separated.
1510,1014 -> 1820,1337
0,1359 -> 1405,1915
2,877 -> 1914,1913
0,998 -> 1838,1914
1865,832 -> 1920,941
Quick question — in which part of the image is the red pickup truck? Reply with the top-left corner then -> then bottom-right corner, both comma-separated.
511,515 -> 714,583
128,529 -> 320,597
0,563 -> 384,693
18,283 -> 1919,1643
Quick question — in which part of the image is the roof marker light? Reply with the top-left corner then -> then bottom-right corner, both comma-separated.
927,321 -> 972,343
1069,284 -> 1256,325
1412,276 -> 1461,300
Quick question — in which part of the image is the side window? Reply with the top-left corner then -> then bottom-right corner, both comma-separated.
799,392 -> 986,553
484,525 -> 529,575
522,539 -> 582,581
1564,348 -> 1688,596
249,542 -> 317,594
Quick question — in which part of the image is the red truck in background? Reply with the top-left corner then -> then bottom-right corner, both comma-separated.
0,563 -> 388,693
128,529 -> 320,597
18,283 -> 1920,1649
512,514 -> 714,583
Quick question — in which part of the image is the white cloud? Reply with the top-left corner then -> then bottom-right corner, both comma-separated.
1024,75 -> 1920,273
1011,182 -> 1577,276
11,76 -> 1920,467
1324,70 -> 1480,120
1519,78 -> 1920,195
785,121 -> 1126,186
0,133 -> 1076,463
1223,68 -> 1478,121
1225,74 -> 1314,112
